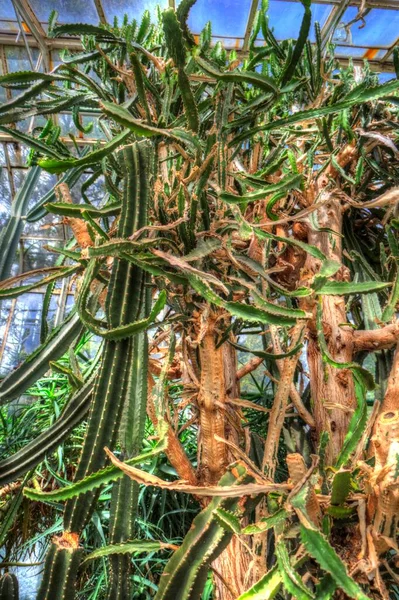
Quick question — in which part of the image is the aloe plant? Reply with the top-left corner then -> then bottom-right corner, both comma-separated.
1,1 -> 399,599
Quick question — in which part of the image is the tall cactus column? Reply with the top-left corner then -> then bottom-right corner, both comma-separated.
37,141 -> 152,600
107,323 -> 149,600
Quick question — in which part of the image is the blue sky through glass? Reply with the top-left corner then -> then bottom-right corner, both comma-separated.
0,0 -> 15,19
187,0 -> 253,38
335,46 -> 386,58
29,0 -> 99,23
265,1 -> 332,42
104,0 -> 168,22
340,7 -> 399,48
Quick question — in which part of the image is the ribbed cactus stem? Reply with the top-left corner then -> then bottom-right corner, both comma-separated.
37,533 -> 82,600
38,141 -> 153,600
0,572 -> 19,600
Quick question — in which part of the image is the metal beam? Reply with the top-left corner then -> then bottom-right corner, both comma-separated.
277,0 -> 399,6
242,0 -> 260,53
320,0 -> 350,50
13,0 -> 46,38
11,0 -> 35,69
13,0 -> 50,70
0,32 -> 83,49
93,0 -> 107,24
381,32 -> 399,63
335,56 -> 396,71
0,32 -> 394,71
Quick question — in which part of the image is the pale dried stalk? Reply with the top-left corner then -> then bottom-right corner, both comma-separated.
55,183 -> 92,248
262,323 -> 305,478
369,411 -> 399,556
366,349 -> 399,559
304,194 -> 356,462
236,356 -> 264,380
104,449 -> 291,496
270,324 -> 315,428
147,373 -> 197,486
212,318 -> 254,600
380,340 -> 399,412
286,453 -> 321,526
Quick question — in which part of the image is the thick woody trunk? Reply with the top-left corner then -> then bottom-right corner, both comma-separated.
379,340 -> 399,412
360,340 -> 399,584
305,196 -> 356,463
212,535 -> 253,600
197,311 -> 228,485
197,309 -> 253,599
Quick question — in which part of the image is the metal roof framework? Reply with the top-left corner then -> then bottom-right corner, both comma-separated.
0,0 -> 399,74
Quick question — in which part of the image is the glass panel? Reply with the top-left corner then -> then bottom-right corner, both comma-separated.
26,171 -> 58,213
379,72 -> 395,83
262,2 -> 333,42
361,48 -> 386,60
23,217 -> 65,239
20,239 -> 63,272
70,173 -> 107,207
186,0 -> 252,38
103,0 -> 167,22
0,293 -> 45,374
0,60 -> 6,103
338,7 -> 399,48
58,113 -> 79,137
58,113 -> 104,139
210,37 -> 243,48
23,171 -> 64,239
0,20 -> 19,32
12,168 -> 28,193
82,116 -> 106,139
0,294 -> 64,376
0,0 -> 15,19
82,173 -> 106,206
0,298 -> 13,376
334,46 -> 385,58
7,143 -> 29,166
0,169 -> 12,229
29,0 -> 99,24
50,49 -> 63,69
5,46 -> 40,72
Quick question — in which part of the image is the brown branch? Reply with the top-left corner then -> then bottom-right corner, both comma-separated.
270,324 -> 315,428
262,323 -> 305,478
380,340 -> 399,412
353,321 -> 399,352
236,356 -> 264,380
147,374 -> 197,486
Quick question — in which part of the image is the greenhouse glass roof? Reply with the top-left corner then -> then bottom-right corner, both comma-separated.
0,0 -> 398,77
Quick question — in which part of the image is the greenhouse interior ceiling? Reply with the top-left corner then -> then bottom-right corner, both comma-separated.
1,0 -> 399,73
